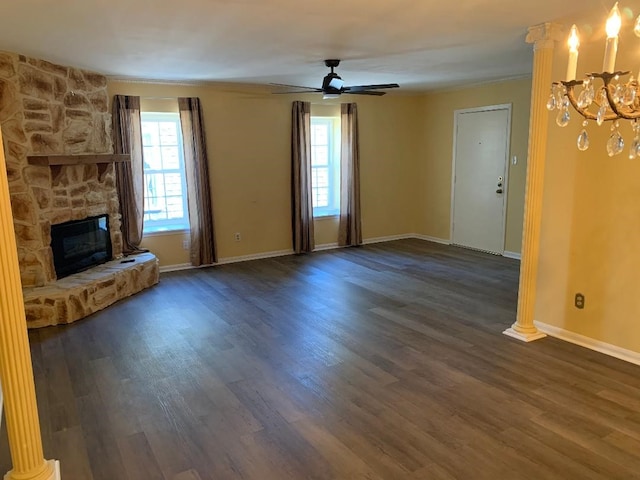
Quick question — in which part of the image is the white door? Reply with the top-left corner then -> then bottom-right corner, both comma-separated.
451,105 -> 511,254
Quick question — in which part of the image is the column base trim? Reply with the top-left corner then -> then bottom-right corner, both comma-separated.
502,327 -> 547,342
4,460 -> 60,480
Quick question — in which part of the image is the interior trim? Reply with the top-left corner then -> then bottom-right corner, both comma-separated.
535,320 -> 640,366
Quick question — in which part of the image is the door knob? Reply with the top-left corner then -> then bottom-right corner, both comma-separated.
496,189 -> 503,194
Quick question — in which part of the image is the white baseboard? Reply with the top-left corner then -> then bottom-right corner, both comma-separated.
535,321 -> 640,367
503,251 -> 522,260
216,249 -> 294,265
157,235 -> 458,272
159,263 -> 193,273
159,249 -> 295,272
314,242 -> 340,251
412,234 -> 451,245
363,234 -> 416,245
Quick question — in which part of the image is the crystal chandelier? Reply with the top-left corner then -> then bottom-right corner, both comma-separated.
546,3 -> 640,158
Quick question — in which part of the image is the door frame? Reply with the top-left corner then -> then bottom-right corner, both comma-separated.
450,103 -> 512,254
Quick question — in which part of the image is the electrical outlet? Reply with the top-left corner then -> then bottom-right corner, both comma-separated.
182,239 -> 190,250
234,232 -> 241,242
575,293 -> 585,309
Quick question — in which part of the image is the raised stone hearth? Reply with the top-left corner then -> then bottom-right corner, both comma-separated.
23,252 -> 159,328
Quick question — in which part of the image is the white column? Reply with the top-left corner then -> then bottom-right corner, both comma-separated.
504,23 -> 563,342
0,127 -> 60,479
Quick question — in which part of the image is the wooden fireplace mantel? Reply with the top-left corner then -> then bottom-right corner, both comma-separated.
27,154 -> 130,166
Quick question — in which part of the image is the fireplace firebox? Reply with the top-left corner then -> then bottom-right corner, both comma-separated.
50,214 -> 112,279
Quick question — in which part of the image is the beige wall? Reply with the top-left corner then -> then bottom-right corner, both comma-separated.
416,78 -> 532,252
108,81 -> 422,266
535,31 -> 640,353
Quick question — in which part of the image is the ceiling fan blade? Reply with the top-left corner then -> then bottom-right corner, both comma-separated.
272,90 -> 323,94
345,90 -> 386,96
344,84 -> 400,92
270,83 -> 321,91
271,61 -> 399,98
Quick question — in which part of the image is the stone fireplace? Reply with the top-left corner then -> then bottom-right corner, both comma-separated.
0,50 -> 159,327
50,213 -> 112,279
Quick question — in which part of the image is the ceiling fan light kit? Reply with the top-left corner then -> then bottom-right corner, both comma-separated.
272,59 -> 399,98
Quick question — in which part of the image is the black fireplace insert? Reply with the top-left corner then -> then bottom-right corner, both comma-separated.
50,214 -> 112,279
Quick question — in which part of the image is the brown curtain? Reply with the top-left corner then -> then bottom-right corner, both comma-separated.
291,101 -> 315,254
338,103 -> 362,246
178,97 -> 217,266
112,95 -> 145,254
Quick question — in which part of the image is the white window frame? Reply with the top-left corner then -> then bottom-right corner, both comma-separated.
141,112 -> 190,234
311,117 -> 340,217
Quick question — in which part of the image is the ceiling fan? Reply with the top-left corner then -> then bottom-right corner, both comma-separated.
272,59 -> 399,98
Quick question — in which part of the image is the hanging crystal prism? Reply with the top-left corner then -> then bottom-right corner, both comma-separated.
606,123 -> 624,157
598,87 -> 608,106
630,120 -> 640,159
577,129 -> 590,151
577,89 -> 589,108
629,137 -> 640,159
596,104 -> 607,126
622,78 -> 637,106
577,120 -> 589,151
546,91 -> 557,111
556,108 -> 570,127
613,84 -> 624,104
584,78 -> 595,105
556,86 -> 567,108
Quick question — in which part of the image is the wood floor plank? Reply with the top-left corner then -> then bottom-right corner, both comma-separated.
291,416 -> 386,480
1,239 -> 640,479
117,432 -> 164,480
173,470 -> 204,480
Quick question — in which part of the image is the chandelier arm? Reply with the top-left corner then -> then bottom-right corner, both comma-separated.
604,81 -> 640,120
564,84 -> 618,122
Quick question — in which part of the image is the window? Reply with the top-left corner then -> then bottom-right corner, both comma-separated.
141,112 -> 189,233
311,117 -> 340,217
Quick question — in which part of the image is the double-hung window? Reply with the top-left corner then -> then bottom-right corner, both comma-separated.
310,117 -> 340,217
140,112 -> 190,233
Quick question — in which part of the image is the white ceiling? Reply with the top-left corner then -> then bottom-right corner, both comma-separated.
0,0 -> 613,91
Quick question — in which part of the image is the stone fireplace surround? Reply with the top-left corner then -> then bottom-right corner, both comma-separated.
0,50 -> 159,328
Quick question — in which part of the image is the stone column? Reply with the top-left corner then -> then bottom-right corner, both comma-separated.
504,23 -> 563,342
0,129 -> 60,479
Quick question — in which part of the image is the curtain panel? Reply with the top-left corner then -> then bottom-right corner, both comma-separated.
178,97 -> 217,266
112,95 -> 145,254
339,103 -> 362,247
291,101 -> 315,254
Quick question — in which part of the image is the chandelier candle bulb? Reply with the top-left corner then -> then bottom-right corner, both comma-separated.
566,25 -> 580,81
603,2 -> 621,72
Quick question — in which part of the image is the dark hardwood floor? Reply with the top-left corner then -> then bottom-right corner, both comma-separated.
2,239 -> 640,479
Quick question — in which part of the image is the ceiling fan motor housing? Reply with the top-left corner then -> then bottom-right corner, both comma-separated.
322,72 -> 344,92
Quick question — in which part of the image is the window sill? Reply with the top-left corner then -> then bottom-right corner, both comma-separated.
314,214 -> 340,220
143,228 -> 190,237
